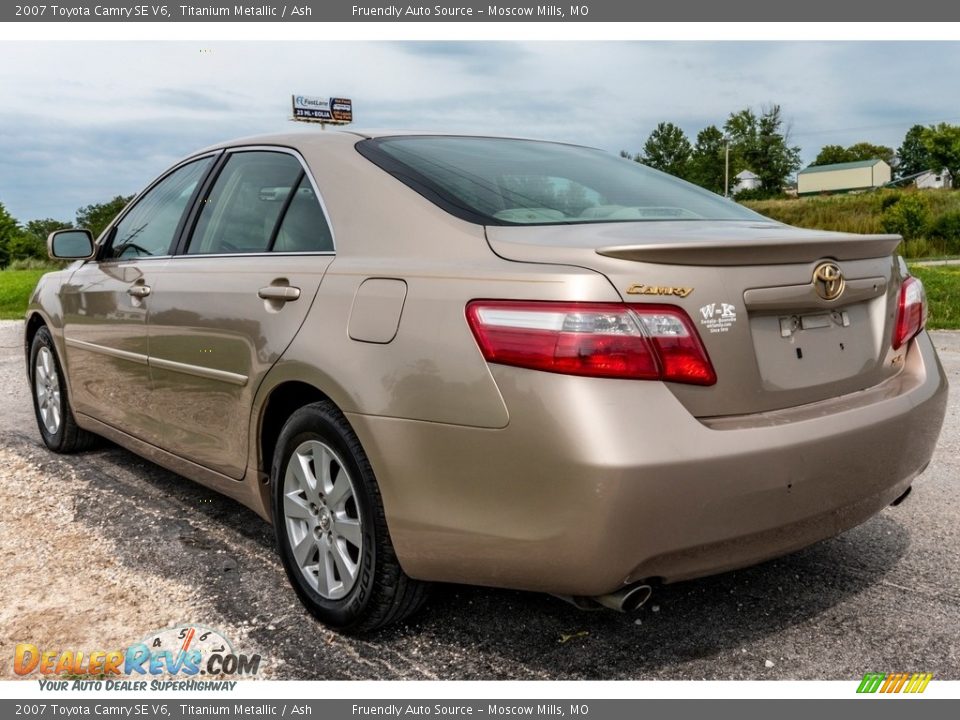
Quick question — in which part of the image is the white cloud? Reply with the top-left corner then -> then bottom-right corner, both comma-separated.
2,41 -> 960,220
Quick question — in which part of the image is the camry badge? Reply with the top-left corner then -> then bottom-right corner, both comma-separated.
626,284 -> 693,298
813,261 -> 845,301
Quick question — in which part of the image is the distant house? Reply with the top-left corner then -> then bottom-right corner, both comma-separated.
732,170 -> 761,194
797,158 -> 892,195
915,169 -> 952,190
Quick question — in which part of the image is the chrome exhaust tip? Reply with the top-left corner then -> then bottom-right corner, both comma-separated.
552,582 -> 653,613
591,583 -> 653,613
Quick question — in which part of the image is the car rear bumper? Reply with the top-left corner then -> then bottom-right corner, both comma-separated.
347,331 -> 948,597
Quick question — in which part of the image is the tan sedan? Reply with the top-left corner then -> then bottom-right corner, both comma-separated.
28,132 -> 947,632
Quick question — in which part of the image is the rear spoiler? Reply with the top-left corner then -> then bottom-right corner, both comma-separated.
596,234 -> 903,266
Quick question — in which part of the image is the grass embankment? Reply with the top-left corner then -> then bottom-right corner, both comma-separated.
746,194 -> 885,234
0,269 -> 49,320
743,189 -> 960,259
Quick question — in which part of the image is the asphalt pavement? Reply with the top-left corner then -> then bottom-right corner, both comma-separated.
1,319 -> 958,680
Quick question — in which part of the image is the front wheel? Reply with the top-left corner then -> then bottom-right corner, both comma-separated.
271,400 -> 429,633
29,326 -> 97,453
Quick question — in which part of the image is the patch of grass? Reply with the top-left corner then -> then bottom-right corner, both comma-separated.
745,193 -> 889,234
0,269 -> 49,320
743,189 -> 960,259
6,258 -> 64,272
908,265 -> 960,330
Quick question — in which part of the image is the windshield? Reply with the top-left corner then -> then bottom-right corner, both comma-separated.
357,136 -> 769,226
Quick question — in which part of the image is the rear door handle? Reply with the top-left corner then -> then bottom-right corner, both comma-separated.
127,285 -> 151,298
258,286 -> 301,302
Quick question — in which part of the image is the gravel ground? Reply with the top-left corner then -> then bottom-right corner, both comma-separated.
1,319 -> 958,680
0,448 -> 274,680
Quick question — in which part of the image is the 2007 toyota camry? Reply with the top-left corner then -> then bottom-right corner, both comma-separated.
27,132 -> 947,632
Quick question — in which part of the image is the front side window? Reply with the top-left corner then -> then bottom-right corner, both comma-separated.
187,151 -> 303,255
108,156 -> 212,259
358,136 -> 769,226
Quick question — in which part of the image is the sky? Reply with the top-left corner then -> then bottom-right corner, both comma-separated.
2,41 -> 960,222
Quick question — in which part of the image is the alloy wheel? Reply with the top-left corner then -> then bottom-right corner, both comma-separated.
282,439 -> 363,600
34,346 -> 62,435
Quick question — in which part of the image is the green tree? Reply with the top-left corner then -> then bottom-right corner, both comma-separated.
687,125 -> 727,194
897,125 -> 933,179
75,195 -> 133,240
724,105 -> 801,197
640,122 -> 692,179
814,142 -> 895,168
922,123 -> 960,188
8,218 -> 72,262
0,202 -> 22,268
846,142 -> 895,168
813,144 -> 851,166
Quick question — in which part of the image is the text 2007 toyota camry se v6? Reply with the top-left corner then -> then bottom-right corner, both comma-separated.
27,132 -> 947,632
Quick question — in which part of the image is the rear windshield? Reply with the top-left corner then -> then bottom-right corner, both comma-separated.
357,136 -> 768,226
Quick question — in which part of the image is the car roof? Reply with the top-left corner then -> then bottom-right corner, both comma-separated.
193,129 -> 598,155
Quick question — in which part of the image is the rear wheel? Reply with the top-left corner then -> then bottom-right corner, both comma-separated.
29,326 -> 98,453
271,400 -> 429,633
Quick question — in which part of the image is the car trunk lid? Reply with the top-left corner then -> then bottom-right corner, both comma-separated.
486,220 -> 905,418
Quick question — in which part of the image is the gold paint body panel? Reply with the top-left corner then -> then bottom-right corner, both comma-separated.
27,130 -> 949,597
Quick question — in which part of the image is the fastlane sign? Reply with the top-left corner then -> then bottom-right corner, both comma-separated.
291,95 -> 353,124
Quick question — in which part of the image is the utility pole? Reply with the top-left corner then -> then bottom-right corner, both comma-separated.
724,139 -> 731,198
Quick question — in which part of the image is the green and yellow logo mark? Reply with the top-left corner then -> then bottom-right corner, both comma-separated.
857,672 -> 933,694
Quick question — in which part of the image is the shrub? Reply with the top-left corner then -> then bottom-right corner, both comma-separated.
881,193 -> 930,241
926,210 -> 960,255
734,187 -> 783,201
879,191 -> 902,211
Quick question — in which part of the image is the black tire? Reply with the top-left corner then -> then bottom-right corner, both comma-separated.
29,325 -> 98,453
271,400 -> 429,633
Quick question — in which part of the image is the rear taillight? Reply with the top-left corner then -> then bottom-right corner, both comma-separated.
465,300 -> 716,385
893,276 -> 928,351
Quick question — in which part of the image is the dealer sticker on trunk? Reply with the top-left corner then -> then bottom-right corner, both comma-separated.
699,303 -> 738,333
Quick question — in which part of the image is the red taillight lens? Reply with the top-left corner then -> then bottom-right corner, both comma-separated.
465,300 -> 716,385
893,276 -> 928,351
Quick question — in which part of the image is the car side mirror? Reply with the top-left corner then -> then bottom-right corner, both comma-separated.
48,229 -> 95,260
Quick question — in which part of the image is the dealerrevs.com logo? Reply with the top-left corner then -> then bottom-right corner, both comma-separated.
15,626 -> 261,690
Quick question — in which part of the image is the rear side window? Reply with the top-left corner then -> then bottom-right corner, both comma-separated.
109,156 -> 212,259
357,136 -> 766,226
187,152 -> 302,255
187,151 -> 333,255
272,176 -> 334,253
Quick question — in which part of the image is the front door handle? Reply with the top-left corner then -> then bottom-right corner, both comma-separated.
127,284 -> 151,298
258,286 -> 301,302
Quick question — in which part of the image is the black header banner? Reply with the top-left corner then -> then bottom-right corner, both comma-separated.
4,1 -> 960,22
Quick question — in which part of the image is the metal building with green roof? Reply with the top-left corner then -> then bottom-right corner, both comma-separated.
797,158 -> 891,195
